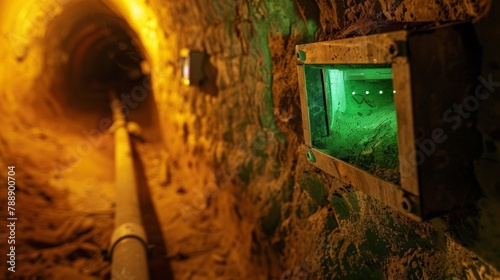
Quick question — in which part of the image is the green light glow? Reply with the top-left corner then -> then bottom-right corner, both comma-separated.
305,64 -> 400,184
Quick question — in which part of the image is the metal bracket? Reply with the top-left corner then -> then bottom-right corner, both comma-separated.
103,222 -> 150,261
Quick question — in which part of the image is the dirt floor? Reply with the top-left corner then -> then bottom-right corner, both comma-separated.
0,92 -> 279,280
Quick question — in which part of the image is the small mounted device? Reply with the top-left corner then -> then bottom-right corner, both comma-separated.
180,48 -> 206,86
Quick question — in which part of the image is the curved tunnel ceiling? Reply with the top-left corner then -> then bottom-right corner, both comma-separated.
44,0 -> 147,112
0,0 -> 164,139
0,0 -> 169,129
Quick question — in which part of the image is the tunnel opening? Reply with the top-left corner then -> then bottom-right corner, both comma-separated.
38,0 -> 161,142
62,13 -> 145,92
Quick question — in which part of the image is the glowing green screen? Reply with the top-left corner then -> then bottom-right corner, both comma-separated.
305,64 -> 400,184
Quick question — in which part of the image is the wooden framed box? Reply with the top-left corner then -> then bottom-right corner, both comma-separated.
296,23 -> 482,220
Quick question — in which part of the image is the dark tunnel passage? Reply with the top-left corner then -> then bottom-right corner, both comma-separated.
62,14 -> 144,88
0,1 -> 167,277
33,1 -> 167,278
33,0 -> 161,142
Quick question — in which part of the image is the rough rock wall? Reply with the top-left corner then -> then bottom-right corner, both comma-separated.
153,0 -> 500,278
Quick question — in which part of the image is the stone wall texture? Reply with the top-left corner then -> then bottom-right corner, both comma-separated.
152,0 -> 500,278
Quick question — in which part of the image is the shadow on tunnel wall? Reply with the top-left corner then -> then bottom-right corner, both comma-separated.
132,141 -> 174,280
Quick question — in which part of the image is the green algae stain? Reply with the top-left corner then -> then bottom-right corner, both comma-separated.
331,193 -> 350,220
262,196 -> 281,235
300,175 -> 328,207
325,214 -> 339,231
237,160 -> 253,184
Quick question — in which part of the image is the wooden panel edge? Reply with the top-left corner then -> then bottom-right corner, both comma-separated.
308,148 -> 421,219
393,62 -> 420,196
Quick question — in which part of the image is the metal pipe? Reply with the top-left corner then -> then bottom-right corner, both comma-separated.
108,90 -> 150,280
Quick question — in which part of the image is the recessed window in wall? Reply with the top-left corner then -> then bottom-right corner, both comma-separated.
296,23 -> 483,220
305,64 -> 399,184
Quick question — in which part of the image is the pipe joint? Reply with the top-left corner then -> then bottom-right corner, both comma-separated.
104,222 -> 150,261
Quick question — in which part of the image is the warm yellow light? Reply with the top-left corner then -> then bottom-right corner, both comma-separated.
116,0 -> 162,65
130,2 -> 145,19
182,78 -> 190,86
180,48 -> 190,57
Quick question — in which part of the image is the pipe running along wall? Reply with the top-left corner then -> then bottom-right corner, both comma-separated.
108,91 -> 150,280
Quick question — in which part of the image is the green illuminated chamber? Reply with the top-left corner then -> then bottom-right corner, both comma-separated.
305,64 -> 400,184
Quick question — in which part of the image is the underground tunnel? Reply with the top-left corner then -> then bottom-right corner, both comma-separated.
1,0 -> 500,279
19,0 -> 161,142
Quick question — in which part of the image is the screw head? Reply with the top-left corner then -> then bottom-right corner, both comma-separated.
306,150 -> 316,162
297,50 -> 306,61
